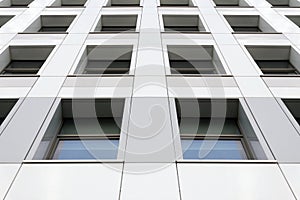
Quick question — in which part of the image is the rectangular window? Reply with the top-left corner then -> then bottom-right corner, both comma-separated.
224,15 -> 275,33
24,15 -> 76,33
163,15 -> 206,33
75,45 -> 133,75
160,0 -> 193,6
175,99 -> 265,160
108,0 -> 140,6
246,45 -> 300,75
0,0 -> 34,7
212,0 -> 249,7
0,46 -> 55,75
0,16 -> 14,28
49,0 -> 87,7
33,99 -> 125,160
167,45 -> 226,75
94,15 -> 138,33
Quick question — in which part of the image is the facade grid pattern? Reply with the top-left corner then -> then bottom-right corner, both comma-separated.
0,0 -> 300,199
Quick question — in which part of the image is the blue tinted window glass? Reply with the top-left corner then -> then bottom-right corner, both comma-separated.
53,139 -> 119,160
181,139 -> 248,160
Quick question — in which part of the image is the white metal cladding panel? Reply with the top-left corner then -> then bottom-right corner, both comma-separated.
280,164 -> 300,199
120,163 -> 180,200
4,163 -> 123,200
0,164 -> 20,200
178,163 -> 296,200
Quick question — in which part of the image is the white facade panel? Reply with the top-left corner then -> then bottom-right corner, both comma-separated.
5,164 -> 123,200
178,164 -> 296,200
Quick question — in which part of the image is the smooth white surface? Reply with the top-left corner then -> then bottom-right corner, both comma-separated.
280,164 -> 300,199
5,164 -> 122,200
178,164 -> 296,200
0,164 -> 20,200
120,163 -> 180,200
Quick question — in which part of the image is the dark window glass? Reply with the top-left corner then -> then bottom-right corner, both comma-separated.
181,139 -> 248,159
39,26 -> 69,32
255,60 -> 299,74
2,60 -> 44,74
231,26 -> 262,32
101,26 -> 136,32
83,60 -> 130,74
160,3 -> 189,6
179,118 -> 241,135
0,16 -> 13,28
170,60 -> 217,74
0,99 -> 17,126
60,118 -> 121,135
164,26 -> 199,32
111,3 -> 139,6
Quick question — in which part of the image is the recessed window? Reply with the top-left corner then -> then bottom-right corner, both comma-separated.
266,0 -> 300,7
282,99 -> 300,125
0,99 -> 17,126
75,45 -> 133,75
163,15 -> 206,33
33,99 -> 125,160
286,15 -> 300,28
160,0 -> 193,6
176,99 -> 268,160
107,0 -> 140,6
224,15 -> 276,33
246,46 -> 300,75
93,15 -> 138,33
0,46 -> 55,75
167,45 -> 226,75
0,0 -> 34,7
24,15 -> 76,33
0,16 -> 14,28
213,0 -> 249,7
49,0 -> 87,7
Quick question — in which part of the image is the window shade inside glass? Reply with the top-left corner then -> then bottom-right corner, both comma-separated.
179,118 -> 241,135
60,118 -> 121,135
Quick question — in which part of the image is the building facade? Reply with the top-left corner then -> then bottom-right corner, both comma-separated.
0,0 -> 300,199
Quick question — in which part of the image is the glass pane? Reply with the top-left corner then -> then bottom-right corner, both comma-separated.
60,118 -> 121,135
84,60 -> 130,74
232,26 -> 261,32
181,139 -> 248,159
164,26 -> 199,32
180,118 -> 241,135
52,139 -> 119,159
0,117 -> 4,125
101,26 -> 136,32
6,61 -> 44,69
39,27 -> 68,32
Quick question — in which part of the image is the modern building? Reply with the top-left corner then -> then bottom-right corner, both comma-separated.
0,0 -> 300,199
